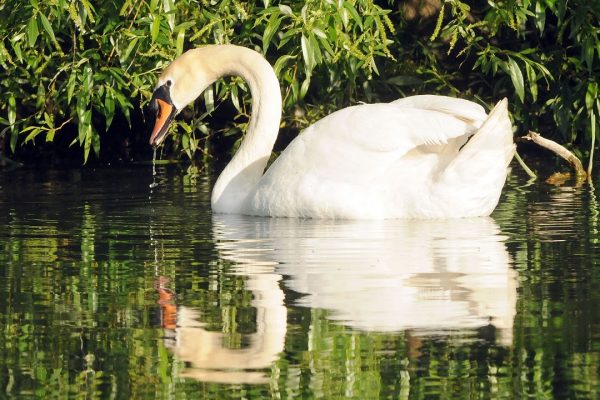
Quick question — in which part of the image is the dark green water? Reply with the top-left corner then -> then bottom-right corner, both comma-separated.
0,166 -> 598,399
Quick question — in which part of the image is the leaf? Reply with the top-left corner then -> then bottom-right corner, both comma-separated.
46,128 -> 56,142
301,34 -> 315,73
36,81 -> 46,109
175,21 -> 196,32
586,82 -> 597,111
176,29 -> 185,56
151,15 -> 161,42
204,85 -> 214,114
104,91 -> 115,130
507,58 -> 525,102
8,95 -> 17,152
163,0 -> 176,31
278,4 -> 293,15
92,127 -> 100,157
534,1 -> 546,33
67,70 -> 77,103
8,95 -> 16,126
525,63 -> 538,102
27,16 -> 39,47
273,54 -> 295,76
83,64 -> 93,93
43,112 -> 53,128
317,35 -> 334,57
112,90 -> 132,125
308,34 -> 322,66
343,2 -> 362,29
312,27 -> 327,39
582,37 -> 594,71
122,37 -> 139,62
262,13 -> 282,54
10,40 -> 23,62
340,6 -> 349,28
38,13 -> 56,44
0,42 -> 11,65
230,84 -> 241,112
182,132 -> 189,150
80,110 -> 93,163
300,4 -> 308,22
149,0 -> 159,13
300,76 -> 310,99
24,128 -> 42,143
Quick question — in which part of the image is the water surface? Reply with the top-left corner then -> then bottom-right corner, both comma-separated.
0,166 -> 598,398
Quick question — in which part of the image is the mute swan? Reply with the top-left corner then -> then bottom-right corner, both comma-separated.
149,45 -> 514,218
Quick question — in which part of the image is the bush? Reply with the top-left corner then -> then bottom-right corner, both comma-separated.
0,0 -> 394,163
0,0 -> 598,167
422,0 -> 599,170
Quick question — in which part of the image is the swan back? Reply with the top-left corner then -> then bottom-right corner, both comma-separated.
246,97 -> 513,219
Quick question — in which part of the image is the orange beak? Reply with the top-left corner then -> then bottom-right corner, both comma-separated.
149,99 -> 175,146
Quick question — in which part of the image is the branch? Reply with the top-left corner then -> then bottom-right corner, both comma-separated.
520,130 -> 587,178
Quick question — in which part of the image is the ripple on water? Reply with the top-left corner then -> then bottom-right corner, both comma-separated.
0,166 -> 599,398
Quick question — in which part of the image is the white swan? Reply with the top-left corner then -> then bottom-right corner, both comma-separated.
149,45 -> 515,218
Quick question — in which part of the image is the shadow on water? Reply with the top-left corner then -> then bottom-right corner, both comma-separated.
0,164 -> 598,398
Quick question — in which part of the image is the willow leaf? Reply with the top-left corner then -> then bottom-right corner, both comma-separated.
507,58 -> 525,102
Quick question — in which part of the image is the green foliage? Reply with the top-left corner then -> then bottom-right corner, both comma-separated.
0,0 -> 394,163
0,0 -> 598,166
419,0 -> 599,167
0,0 -> 176,162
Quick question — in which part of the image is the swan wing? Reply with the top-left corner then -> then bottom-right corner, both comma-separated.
290,102 -> 481,186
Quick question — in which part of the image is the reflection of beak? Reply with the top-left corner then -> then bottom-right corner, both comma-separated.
156,276 -> 177,330
149,99 -> 176,146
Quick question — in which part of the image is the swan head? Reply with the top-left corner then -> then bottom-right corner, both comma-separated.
149,79 -> 177,146
149,48 -> 216,146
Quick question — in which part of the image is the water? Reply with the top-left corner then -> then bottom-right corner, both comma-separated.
0,166 -> 598,399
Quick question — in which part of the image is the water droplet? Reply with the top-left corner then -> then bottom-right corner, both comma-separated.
149,148 -> 159,189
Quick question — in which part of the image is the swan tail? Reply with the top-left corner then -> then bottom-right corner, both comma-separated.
438,98 -> 515,216
462,98 -> 515,166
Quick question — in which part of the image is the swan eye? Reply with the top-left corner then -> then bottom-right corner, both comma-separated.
166,80 -> 172,87
150,99 -> 158,113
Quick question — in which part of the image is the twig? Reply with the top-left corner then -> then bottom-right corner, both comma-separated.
520,130 -> 587,178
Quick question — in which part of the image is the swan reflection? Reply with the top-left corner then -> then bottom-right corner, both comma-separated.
215,215 -> 517,338
162,215 -> 517,383
156,274 -> 286,384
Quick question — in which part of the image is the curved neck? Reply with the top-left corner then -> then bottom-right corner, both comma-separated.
201,46 -> 282,213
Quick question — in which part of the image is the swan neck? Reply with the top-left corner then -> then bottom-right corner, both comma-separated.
209,46 -> 282,213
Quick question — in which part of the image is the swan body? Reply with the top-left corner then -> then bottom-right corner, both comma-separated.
149,45 -> 514,219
